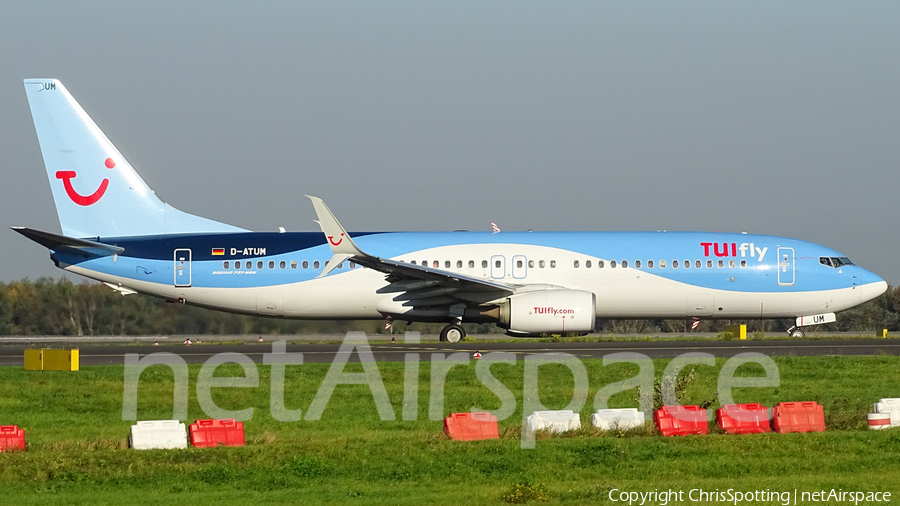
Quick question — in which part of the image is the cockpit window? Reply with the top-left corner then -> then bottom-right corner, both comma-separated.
820,256 -> 854,268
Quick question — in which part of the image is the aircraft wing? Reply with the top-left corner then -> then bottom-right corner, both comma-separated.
307,196 -> 514,307
11,227 -> 124,258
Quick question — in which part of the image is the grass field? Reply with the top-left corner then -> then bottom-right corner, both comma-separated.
1,352 -> 899,505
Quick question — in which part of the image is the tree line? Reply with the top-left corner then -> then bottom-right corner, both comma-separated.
0,277 -> 898,336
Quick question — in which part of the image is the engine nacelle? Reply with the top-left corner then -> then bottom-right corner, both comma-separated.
500,289 -> 596,334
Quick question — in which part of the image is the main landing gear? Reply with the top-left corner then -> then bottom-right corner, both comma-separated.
440,324 -> 466,343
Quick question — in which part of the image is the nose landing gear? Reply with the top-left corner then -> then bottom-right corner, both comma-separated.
786,325 -> 806,338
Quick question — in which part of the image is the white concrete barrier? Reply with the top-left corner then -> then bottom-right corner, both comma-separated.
590,408 -> 646,431
874,398 -> 900,428
525,410 -> 581,434
868,413 -> 892,430
130,420 -> 188,450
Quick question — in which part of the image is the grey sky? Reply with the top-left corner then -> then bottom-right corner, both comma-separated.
1,2 -> 898,285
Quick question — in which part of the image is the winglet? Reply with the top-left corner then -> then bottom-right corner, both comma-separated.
306,196 -> 366,277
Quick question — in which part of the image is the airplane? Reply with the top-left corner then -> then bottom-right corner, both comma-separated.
14,79 -> 888,342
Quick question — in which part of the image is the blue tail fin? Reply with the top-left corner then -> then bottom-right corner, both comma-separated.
23,79 -> 245,238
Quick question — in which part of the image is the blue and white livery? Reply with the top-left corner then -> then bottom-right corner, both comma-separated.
15,79 -> 887,341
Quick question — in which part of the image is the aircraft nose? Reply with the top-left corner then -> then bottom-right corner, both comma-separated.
859,269 -> 888,304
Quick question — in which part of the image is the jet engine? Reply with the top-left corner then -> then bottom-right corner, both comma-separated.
498,289 -> 596,335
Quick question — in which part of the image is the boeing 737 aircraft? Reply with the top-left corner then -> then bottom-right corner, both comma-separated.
14,79 -> 887,342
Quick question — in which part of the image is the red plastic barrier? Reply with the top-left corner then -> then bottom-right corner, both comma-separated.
654,406 -> 708,436
772,402 -> 825,434
443,412 -> 500,441
716,404 -> 772,434
0,425 -> 25,452
189,419 -> 245,447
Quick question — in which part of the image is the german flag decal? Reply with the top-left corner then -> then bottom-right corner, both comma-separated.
212,248 -> 225,256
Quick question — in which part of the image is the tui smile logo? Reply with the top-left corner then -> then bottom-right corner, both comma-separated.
56,157 -> 114,206
328,233 -> 344,246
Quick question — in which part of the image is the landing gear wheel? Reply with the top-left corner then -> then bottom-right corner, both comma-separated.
440,324 -> 465,343
786,325 -> 806,338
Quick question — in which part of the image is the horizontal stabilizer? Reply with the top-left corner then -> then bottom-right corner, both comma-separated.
11,227 -> 124,258
104,282 -> 138,295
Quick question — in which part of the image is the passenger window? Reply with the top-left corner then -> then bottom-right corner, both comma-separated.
684,260 -> 690,269
223,261 -> 230,269
482,260 -> 488,268
528,260 -> 534,268
433,261 -> 439,268
313,260 -> 320,269
610,260 -> 617,268
598,260 -> 604,268
718,260 -> 724,268
349,261 -> 356,269
302,260 -> 309,269
457,260 -> 463,268
740,260 -> 747,268
574,260 -> 580,268
660,260 -> 666,269
673,260 -> 679,268
622,260 -> 628,268
707,260 -> 713,268
268,260 -> 275,269
647,260 -> 654,268
411,260 -> 417,265
695,260 -> 701,269
729,260 -> 735,268
469,260 -> 475,268
291,260 -> 298,269
337,262 -> 343,269
257,261 -> 264,270
585,260 -> 592,268
539,260 -> 545,268
279,260 -> 286,269
517,260 -> 523,268
445,261 -> 451,268
635,260 -> 642,269
550,260 -> 556,268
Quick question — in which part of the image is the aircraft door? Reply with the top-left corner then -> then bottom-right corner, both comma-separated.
174,249 -> 192,287
491,255 -> 506,279
512,255 -> 527,279
777,247 -> 794,286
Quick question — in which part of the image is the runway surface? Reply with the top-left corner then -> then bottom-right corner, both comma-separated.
2,339 -> 900,367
